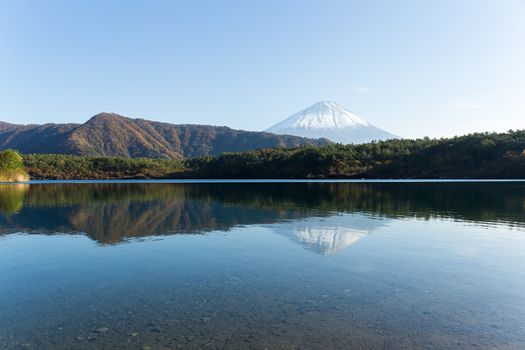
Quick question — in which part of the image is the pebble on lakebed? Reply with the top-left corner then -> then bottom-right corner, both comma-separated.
95,327 -> 109,333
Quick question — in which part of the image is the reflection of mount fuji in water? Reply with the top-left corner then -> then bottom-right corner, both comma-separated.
0,182 -> 524,247
272,215 -> 388,255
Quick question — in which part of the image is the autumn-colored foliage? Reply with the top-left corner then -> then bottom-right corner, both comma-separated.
22,130 -> 525,179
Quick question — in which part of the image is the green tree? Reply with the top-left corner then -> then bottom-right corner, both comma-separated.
0,150 -> 29,182
0,150 -> 23,171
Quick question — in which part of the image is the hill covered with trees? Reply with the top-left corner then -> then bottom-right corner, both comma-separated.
187,130 -> 525,179
0,113 -> 331,159
21,130 -> 525,180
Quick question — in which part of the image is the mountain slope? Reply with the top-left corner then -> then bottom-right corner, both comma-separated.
266,101 -> 398,144
0,113 -> 331,159
0,123 -> 80,154
0,122 -> 20,132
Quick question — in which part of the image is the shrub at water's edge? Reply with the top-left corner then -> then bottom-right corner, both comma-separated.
0,150 -> 29,182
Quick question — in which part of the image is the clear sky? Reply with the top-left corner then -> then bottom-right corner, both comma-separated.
1,0 -> 524,138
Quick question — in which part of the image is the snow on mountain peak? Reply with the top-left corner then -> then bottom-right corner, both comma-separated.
267,101 -> 369,132
265,101 -> 398,144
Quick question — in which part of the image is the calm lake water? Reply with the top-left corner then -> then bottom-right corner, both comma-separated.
1,182 -> 525,349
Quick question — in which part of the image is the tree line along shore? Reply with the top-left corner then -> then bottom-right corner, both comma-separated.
1,130 -> 524,181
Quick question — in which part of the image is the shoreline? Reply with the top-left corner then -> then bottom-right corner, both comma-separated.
3,178 -> 525,184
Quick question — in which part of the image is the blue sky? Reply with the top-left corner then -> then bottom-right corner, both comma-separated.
1,0 -> 524,138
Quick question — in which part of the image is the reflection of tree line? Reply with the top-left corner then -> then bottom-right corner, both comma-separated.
0,183 -> 523,244
186,183 -> 525,225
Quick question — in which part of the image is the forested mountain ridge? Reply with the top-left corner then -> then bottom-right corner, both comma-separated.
23,130 -> 525,180
186,130 -> 525,178
0,113 -> 331,159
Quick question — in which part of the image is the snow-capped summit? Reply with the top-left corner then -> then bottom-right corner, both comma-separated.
266,101 -> 397,144
268,101 -> 369,130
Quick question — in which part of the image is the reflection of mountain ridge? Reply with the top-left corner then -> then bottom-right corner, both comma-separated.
0,195 -> 311,243
0,183 -> 524,246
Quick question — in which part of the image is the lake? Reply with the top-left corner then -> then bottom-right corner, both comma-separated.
0,181 -> 524,349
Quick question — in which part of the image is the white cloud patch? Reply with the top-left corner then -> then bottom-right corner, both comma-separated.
352,85 -> 371,93
449,99 -> 482,111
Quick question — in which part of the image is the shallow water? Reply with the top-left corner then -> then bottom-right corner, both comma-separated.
0,182 -> 525,349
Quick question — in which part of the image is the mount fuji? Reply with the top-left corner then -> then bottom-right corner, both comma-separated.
266,101 -> 398,144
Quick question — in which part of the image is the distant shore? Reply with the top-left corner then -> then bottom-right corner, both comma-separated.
5,179 -> 525,185
14,130 -> 524,180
